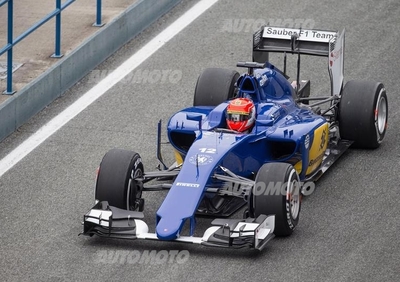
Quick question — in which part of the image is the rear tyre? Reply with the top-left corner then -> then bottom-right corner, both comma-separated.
193,68 -> 239,106
95,149 -> 144,211
249,163 -> 301,237
338,80 -> 388,148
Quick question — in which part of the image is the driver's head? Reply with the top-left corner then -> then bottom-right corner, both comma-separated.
226,98 -> 255,132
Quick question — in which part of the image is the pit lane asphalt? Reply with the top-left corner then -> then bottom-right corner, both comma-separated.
0,0 -> 399,281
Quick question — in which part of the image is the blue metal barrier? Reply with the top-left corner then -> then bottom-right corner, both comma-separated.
0,0 -> 104,94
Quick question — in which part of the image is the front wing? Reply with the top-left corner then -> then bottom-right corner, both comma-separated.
80,201 -> 275,251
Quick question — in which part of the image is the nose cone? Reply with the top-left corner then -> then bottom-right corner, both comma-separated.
156,218 -> 182,241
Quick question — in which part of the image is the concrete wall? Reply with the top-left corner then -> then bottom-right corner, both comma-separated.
0,0 -> 182,142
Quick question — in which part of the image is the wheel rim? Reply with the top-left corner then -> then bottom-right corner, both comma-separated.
287,170 -> 300,220
126,167 -> 143,210
133,168 -> 143,199
375,91 -> 387,136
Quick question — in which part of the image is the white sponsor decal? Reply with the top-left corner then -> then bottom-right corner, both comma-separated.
263,27 -> 336,43
176,182 -> 200,188
199,148 -> 216,154
188,154 -> 214,166
304,135 -> 310,149
259,74 -> 268,86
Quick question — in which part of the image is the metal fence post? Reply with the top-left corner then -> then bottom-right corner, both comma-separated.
93,0 -> 105,27
4,0 -> 15,94
51,0 -> 63,58
1,0 -> 76,93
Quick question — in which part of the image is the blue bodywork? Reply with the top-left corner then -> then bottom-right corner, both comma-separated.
155,66 -> 327,240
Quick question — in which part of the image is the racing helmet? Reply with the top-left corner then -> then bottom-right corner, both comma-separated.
226,98 -> 255,132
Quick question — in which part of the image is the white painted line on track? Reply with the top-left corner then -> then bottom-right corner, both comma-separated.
0,0 -> 219,177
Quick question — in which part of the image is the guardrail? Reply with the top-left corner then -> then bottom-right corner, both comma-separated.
0,0 -> 104,94
0,0 -> 182,143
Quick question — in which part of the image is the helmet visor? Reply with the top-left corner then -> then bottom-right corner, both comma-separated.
227,112 -> 250,122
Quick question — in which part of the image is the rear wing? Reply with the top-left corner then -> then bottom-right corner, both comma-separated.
253,26 -> 345,96
253,26 -> 338,58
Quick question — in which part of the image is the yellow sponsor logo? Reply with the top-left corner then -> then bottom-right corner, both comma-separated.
174,150 -> 184,165
306,123 -> 328,174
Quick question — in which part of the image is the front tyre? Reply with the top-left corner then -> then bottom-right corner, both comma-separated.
95,149 -> 144,211
339,80 -> 388,148
249,163 -> 301,237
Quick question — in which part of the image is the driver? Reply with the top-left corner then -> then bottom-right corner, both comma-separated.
226,98 -> 256,133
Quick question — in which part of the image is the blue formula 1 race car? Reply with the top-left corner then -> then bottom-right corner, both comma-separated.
81,27 -> 388,250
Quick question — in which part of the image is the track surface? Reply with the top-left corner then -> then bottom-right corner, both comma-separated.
0,0 -> 399,281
